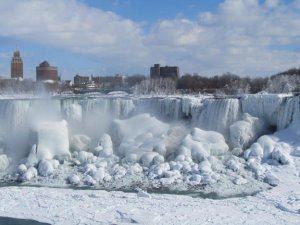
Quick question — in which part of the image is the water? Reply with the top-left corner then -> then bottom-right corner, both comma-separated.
0,217 -> 50,225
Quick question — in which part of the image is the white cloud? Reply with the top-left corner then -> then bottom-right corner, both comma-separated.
146,0 -> 300,76
0,0 -> 147,72
0,0 -> 299,77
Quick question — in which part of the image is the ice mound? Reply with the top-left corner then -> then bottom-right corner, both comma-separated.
67,174 -> 81,185
38,159 -> 59,177
94,134 -> 113,157
230,113 -> 267,150
28,120 -> 70,163
70,134 -> 91,152
112,114 -> 169,163
244,135 -> 292,165
178,128 -> 229,163
19,166 -> 37,182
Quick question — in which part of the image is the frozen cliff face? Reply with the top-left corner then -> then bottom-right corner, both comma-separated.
240,94 -> 294,129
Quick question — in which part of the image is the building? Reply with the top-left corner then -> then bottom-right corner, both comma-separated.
36,61 -> 58,82
11,50 -> 23,79
74,74 -> 90,87
150,64 -> 179,80
91,74 -> 124,88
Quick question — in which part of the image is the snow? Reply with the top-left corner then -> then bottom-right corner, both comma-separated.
0,173 -> 299,225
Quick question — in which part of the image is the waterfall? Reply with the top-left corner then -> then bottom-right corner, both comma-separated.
0,94 -> 299,162
197,98 -> 241,135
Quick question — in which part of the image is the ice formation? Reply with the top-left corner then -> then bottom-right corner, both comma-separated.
0,93 -> 298,197
28,120 -> 70,163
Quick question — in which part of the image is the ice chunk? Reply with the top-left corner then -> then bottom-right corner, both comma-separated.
68,174 -> 81,185
140,152 -> 159,167
17,164 -> 27,175
199,160 -> 212,174
83,163 -> 97,175
245,134 -> 293,165
264,172 -> 280,186
137,190 -> 151,198
112,114 -> 169,158
179,128 -> 228,163
226,158 -> 241,172
92,168 -> 107,181
70,134 -> 91,152
230,113 -> 267,149
76,151 -> 95,164
38,159 -> 59,177
84,175 -> 96,186
20,166 -> 37,182
97,134 -> 113,157
29,120 -> 70,161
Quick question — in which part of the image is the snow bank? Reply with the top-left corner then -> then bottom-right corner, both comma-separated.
28,120 -> 70,163
230,113 -> 267,150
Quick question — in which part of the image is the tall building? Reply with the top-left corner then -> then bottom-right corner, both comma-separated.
150,64 -> 179,80
36,61 -> 58,81
11,50 -> 23,79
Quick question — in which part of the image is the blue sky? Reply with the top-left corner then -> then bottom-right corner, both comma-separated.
0,0 -> 299,80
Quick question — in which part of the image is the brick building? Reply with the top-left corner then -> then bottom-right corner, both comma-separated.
36,61 -> 58,82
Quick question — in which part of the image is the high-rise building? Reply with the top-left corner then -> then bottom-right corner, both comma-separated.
150,64 -> 179,80
11,50 -> 23,79
36,61 -> 58,81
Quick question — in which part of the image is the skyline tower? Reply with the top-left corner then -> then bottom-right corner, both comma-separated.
11,50 -> 23,79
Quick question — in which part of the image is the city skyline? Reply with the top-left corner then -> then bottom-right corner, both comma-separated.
0,0 -> 300,80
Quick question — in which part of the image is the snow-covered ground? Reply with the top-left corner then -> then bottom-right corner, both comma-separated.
0,163 -> 299,225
